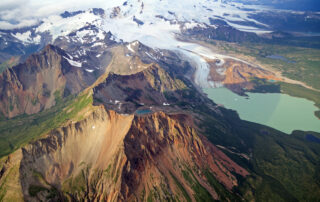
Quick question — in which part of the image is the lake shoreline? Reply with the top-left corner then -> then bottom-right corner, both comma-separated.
203,87 -> 320,134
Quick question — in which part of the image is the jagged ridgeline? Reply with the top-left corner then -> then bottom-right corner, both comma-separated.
0,42 -> 320,202
0,45 -> 96,118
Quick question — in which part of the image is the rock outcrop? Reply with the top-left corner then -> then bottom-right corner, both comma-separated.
208,58 -> 280,93
93,64 -> 189,114
0,105 -> 248,201
0,45 -> 93,118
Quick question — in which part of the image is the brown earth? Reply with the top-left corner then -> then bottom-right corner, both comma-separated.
207,58 -> 281,92
209,59 -> 280,84
0,105 -> 248,201
0,45 -> 93,118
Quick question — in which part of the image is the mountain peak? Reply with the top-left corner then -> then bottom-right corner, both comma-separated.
0,45 -> 91,118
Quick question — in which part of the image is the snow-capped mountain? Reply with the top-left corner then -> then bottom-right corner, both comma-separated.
1,0 -> 320,49
1,0 -> 319,55
1,0 -> 272,45
1,1 -> 320,201
1,0 -> 319,87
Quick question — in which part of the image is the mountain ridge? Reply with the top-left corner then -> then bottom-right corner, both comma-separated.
0,1 -> 319,201
1,105 -> 249,201
0,45 -> 95,118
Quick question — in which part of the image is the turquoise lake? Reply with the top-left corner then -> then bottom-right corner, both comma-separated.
203,87 -> 320,134
136,109 -> 152,115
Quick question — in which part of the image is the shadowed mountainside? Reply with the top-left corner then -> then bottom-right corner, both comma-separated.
0,45 -> 96,118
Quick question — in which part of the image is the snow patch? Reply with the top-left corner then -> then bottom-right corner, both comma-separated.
85,69 -> 94,73
63,56 -> 82,67
36,10 -> 102,42
183,22 -> 207,30
12,31 -> 41,44
66,53 -> 73,59
127,43 -> 135,52
145,52 -> 157,60
92,42 -> 105,47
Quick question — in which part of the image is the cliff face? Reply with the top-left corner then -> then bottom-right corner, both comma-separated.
183,23 -> 261,43
19,106 -> 133,201
0,105 -> 248,201
120,112 -> 248,201
0,45 -> 91,118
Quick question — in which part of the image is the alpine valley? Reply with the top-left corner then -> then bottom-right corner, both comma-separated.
0,0 -> 320,201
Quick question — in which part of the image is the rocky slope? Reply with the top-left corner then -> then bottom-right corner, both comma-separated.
182,21 -> 262,43
0,104 -> 248,201
207,58 -> 280,93
0,45 -> 95,118
93,64 -> 189,114
0,2 -> 319,202
0,41 -> 319,202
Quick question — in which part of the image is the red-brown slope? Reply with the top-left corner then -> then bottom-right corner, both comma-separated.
14,106 -> 248,201
208,58 -> 281,92
0,45 -> 92,118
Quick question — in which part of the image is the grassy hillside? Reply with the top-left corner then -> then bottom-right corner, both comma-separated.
0,92 -> 93,158
0,57 -> 19,73
198,106 -> 320,201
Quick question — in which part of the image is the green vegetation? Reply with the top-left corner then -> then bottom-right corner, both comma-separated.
63,171 -> 86,194
0,36 -> 319,201
274,36 -> 320,50
210,40 -> 320,90
28,185 -> 48,197
198,105 -> 320,201
0,63 -> 8,73
180,168 -> 215,202
0,57 -> 19,73
28,185 -> 59,199
169,171 -> 192,202
144,185 -> 173,202
192,179 -> 214,202
147,193 -> 153,202
53,90 -> 63,104
28,171 -> 60,199
7,95 -> 20,113
31,96 -> 38,106
0,92 -> 93,158
0,155 -> 23,201
248,77 -> 281,93
103,164 -> 112,177
140,188 -> 146,201
8,98 -> 14,112
203,169 -> 241,201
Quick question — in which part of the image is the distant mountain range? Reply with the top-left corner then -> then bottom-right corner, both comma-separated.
229,0 -> 320,11
0,1 -> 320,201
1,0 -> 319,66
